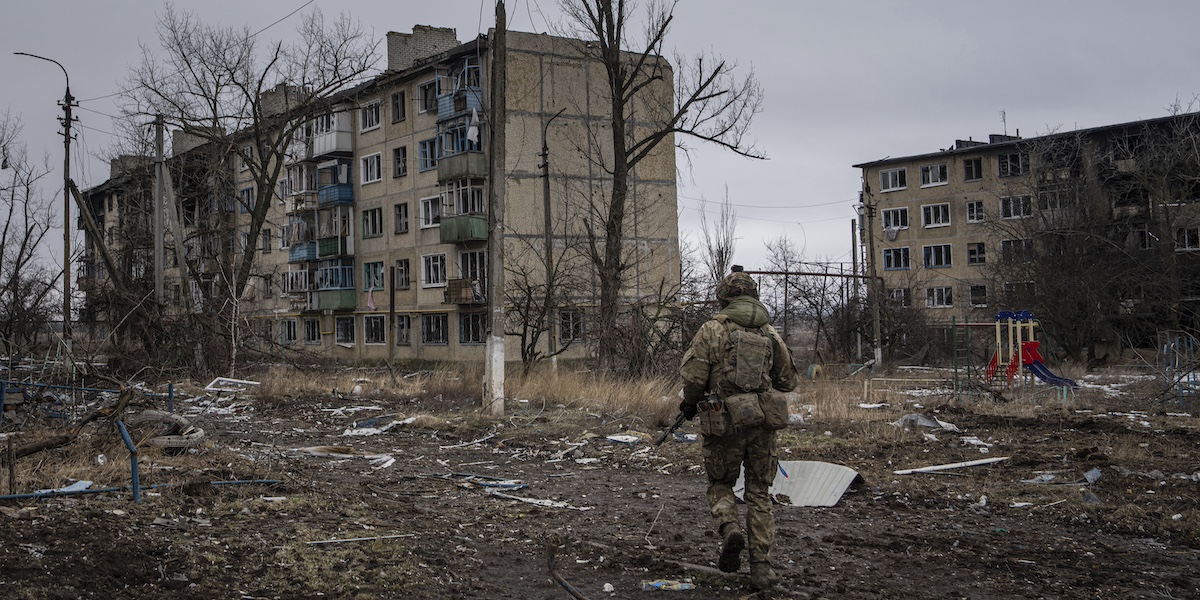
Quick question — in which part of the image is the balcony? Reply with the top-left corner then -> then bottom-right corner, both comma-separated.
317,236 -> 350,258
437,151 -> 486,182
445,278 -> 485,305
282,269 -> 313,294
287,193 -> 316,214
315,289 -> 356,311
439,214 -> 488,244
316,265 -> 354,290
438,87 -> 483,120
318,183 -> 353,207
289,242 -> 317,263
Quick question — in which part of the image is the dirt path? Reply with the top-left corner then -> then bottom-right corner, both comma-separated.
0,388 -> 1197,599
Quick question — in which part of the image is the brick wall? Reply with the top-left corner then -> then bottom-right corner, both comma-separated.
386,26 -> 461,72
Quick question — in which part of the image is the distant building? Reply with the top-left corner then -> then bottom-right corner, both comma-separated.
856,114 -> 1200,356
81,26 -> 681,364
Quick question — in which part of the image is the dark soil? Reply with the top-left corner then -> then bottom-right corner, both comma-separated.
1,382 -> 1198,599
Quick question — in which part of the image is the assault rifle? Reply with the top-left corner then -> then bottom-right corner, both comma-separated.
654,412 -> 688,446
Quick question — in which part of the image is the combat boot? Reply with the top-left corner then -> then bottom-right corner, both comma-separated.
749,562 -> 777,590
717,524 -> 745,573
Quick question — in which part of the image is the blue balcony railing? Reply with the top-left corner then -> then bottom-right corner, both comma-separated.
318,183 -> 353,207
289,242 -> 317,263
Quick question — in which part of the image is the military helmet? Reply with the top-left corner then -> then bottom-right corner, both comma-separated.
716,272 -> 758,301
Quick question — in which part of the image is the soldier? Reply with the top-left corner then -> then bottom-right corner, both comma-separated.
679,271 -> 799,591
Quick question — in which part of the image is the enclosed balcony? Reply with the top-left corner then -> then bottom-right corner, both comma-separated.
289,242 -> 317,263
437,151 -> 486,182
318,183 -> 353,207
316,265 -> 354,290
439,214 -> 488,244
317,236 -> 350,258
282,269 -> 313,294
438,87 -> 483,121
445,278 -> 485,305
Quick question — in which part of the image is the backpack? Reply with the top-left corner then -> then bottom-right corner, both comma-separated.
716,315 -> 773,393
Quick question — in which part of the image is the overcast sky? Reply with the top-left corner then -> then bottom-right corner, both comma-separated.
4,0 -> 1200,271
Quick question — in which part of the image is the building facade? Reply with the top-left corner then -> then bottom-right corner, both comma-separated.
81,26 -> 681,364
856,114 -> 1200,356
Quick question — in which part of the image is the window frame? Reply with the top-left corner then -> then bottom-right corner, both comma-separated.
392,146 -> 408,178
963,157 -> 983,182
360,101 -> 381,132
390,91 -> 406,123
361,153 -> 382,184
422,253 -> 447,288
363,261 -> 384,291
395,258 -> 411,290
280,318 -> 297,344
966,200 -> 985,223
925,286 -> 953,308
394,202 -> 409,234
418,138 -> 438,171
967,242 -> 986,265
923,244 -> 952,268
420,196 -> 442,228
882,247 -> 910,270
882,207 -> 909,230
335,315 -> 355,344
920,163 -> 948,187
1001,238 -> 1035,263
559,309 -> 586,343
879,168 -> 907,192
998,152 -> 1030,177
364,315 -> 386,345
362,207 -> 383,238
459,312 -> 487,345
418,80 -> 439,113
921,203 -> 951,228
887,288 -> 912,308
1000,195 -> 1033,220
304,318 -> 321,344
1177,226 -> 1200,251
969,284 -> 988,307
421,313 -> 449,345
395,314 -> 412,346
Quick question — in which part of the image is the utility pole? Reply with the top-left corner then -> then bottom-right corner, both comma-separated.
16,52 -> 74,357
484,0 -> 507,416
851,218 -> 862,360
540,107 -> 565,371
862,196 -> 883,368
154,115 -> 165,303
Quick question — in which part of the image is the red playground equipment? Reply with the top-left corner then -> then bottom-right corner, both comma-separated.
984,310 -> 1077,389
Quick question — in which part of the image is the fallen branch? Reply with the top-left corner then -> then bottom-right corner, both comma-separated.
438,433 -> 497,450
546,540 -> 591,600
305,534 -> 416,546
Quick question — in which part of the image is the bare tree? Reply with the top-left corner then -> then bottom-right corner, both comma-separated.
557,0 -> 764,366
698,188 -> 737,291
116,5 -> 376,373
0,114 -> 58,360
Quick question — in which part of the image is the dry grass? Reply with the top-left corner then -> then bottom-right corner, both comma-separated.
507,370 -> 678,424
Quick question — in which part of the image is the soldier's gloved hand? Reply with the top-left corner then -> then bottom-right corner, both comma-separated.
679,401 -> 699,421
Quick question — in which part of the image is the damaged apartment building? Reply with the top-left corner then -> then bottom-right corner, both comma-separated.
855,113 -> 1200,357
80,26 -> 681,363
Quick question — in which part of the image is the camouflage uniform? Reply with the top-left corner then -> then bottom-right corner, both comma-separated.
680,274 -> 798,584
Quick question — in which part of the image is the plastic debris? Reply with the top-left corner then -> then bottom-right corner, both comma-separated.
603,583 -> 615,593
1022,474 -> 1058,484
640,579 -> 694,591
34,480 -> 93,496
734,461 -> 862,507
606,434 -> 641,444
893,456 -> 1009,475
858,403 -> 888,409
486,489 -> 593,511
891,413 -> 960,432
1084,468 -> 1102,484
204,377 -> 260,393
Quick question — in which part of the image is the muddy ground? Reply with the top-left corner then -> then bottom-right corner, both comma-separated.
0,373 -> 1198,599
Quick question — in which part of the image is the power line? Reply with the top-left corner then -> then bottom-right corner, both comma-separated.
677,192 -> 853,210
252,0 -> 316,38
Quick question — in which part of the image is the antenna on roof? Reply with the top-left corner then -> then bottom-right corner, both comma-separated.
1000,110 -> 1008,136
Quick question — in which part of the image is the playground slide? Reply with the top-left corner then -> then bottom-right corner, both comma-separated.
1025,360 -> 1078,389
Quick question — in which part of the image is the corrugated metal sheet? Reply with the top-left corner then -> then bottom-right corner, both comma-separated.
734,461 -> 861,507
